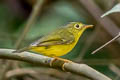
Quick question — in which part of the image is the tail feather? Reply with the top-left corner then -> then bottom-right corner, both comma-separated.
12,47 -> 30,53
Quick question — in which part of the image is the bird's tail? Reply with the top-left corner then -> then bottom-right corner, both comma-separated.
12,46 -> 31,53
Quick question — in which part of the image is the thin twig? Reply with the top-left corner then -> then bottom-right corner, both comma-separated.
91,32 -> 120,54
0,49 -> 112,80
0,61 -> 13,80
6,68 -> 89,80
6,68 -> 37,78
109,64 -> 120,80
0,1 -> 46,80
75,25 -> 99,61
15,0 -> 44,49
79,0 -> 120,42
109,64 -> 120,77
75,31 -> 97,61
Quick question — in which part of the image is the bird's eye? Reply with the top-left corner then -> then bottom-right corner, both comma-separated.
75,24 -> 80,29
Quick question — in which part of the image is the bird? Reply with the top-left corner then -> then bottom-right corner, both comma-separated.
13,22 -> 93,68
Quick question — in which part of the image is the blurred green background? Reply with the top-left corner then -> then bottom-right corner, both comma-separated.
0,0 -> 120,80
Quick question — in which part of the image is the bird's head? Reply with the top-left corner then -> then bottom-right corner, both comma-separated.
67,22 -> 93,36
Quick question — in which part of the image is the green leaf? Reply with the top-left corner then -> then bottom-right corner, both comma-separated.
101,3 -> 120,18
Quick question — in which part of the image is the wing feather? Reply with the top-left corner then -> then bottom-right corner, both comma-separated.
30,30 -> 75,47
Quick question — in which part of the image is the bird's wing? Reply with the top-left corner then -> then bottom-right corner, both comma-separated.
13,30 -> 75,53
30,31 -> 75,47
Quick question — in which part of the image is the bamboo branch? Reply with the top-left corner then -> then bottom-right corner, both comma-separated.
0,49 -> 112,80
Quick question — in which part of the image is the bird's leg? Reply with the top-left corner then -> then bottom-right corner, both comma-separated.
50,56 -> 72,71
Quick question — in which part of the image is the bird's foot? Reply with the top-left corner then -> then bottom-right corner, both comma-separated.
50,57 -> 72,71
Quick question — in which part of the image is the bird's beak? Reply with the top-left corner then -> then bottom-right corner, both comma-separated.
84,24 -> 93,28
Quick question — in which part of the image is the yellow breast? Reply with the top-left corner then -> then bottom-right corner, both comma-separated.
31,42 -> 76,57
31,32 -> 82,57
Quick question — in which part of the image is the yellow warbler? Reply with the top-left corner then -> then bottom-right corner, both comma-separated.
14,22 -> 93,60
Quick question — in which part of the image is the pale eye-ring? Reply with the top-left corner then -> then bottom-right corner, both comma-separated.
74,24 -> 80,29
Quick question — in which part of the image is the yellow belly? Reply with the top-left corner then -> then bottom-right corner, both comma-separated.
31,43 -> 75,57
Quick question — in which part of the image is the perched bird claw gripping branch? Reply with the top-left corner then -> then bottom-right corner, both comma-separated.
49,57 -> 73,71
